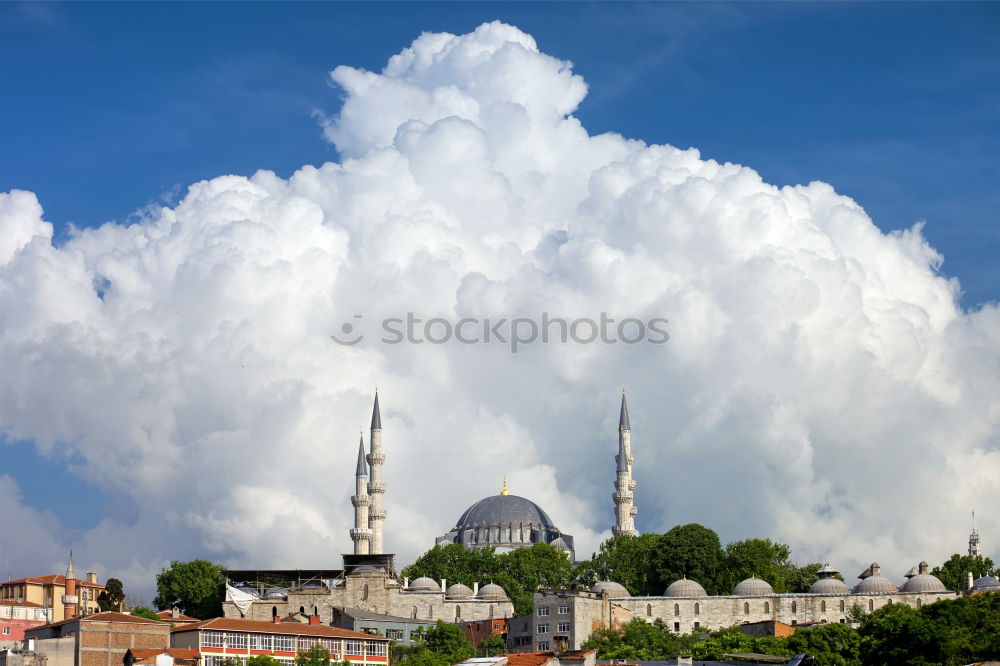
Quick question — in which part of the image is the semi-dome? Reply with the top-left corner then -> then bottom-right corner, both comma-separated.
591,581 -> 629,598
664,578 -> 708,597
445,583 -> 474,599
477,583 -> 508,600
900,574 -> 946,593
733,577 -> 774,596
409,577 -> 441,592
809,577 -> 850,594
454,494 -> 556,530
853,576 -> 897,594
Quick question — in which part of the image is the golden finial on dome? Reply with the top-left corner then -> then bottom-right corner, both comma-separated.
500,475 -> 509,495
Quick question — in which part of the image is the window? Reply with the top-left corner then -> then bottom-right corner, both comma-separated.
366,641 -> 387,657
489,605 -> 494,618
537,642 -> 549,651
839,600 -> 845,612
202,631 -> 224,648
412,606 -> 418,619
228,633 -> 247,649
428,607 -> 433,619
299,606 -> 305,615
743,602 -> 749,614
791,620 -> 797,626
673,603 -> 679,616
386,630 -> 403,640
274,635 -> 293,652
313,606 -> 319,616
693,622 -> 700,629
455,606 -> 461,619
869,599 -> 874,611
320,639 -> 338,653
557,623 -> 570,633
250,634 -> 273,651
2,627 -> 9,636
764,602 -> 770,613
362,584 -> 369,601
272,606 -> 278,618
694,603 -> 700,616
558,604 -> 569,615
646,604 -> 652,616
537,606 -> 550,616
345,640 -> 364,656
820,600 -> 826,612
673,622 -> 680,632
916,598 -> 922,608
536,623 -> 549,634
791,601 -> 797,614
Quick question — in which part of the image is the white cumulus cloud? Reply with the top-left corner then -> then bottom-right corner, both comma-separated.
1,21 -> 998,600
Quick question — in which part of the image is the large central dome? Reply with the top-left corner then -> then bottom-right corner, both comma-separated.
435,486 -> 575,560
454,494 -> 556,530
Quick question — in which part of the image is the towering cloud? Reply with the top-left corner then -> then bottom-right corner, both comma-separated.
1,22 -> 997,599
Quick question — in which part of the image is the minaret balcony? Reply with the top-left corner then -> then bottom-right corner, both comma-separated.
61,595 -> 78,605
369,509 -> 387,520
611,492 -> 632,504
628,480 -> 636,490
367,454 -> 386,465
368,482 -> 387,494
350,528 -> 373,539
351,496 -> 371,507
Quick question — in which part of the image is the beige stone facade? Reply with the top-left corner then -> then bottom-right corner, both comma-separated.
223,572 -> 514,625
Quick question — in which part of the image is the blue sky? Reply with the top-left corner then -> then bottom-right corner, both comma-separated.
0,2 -> 998,583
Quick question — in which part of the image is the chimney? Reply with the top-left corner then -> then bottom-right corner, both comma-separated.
441,579 -> 446,594
404,578 -> 409,589
309,615 -> 321,626
87,573 -> 98,584
473,582 -> 479,595
968,572 -> 974,590
273,616 -> 281,623
172,607 -> 179,619
871,563 -> 881,577
918,561 -> 929,575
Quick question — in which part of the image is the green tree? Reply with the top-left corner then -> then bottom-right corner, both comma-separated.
476,634 -> 506,657
688,626 -> 790,661
129,606 -> 162,621
424,620 -> 474,663
846,602 -> 866,624
650,524 -> 725,595
97,578 -> 125,611
248,656 -> 282,666
296,644 -> 332,666
583,618 -> 680,660
153,559 -> 226,619
495,544 -> 575,615
574,534 -> 659,596
784,622 -> 861,666
718,538 -> 792,594
930,553 -> 997,593
394,646 -> 450,666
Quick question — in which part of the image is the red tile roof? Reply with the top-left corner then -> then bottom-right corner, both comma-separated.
0,600 -> 44,608
170,617 -> 387,640
2,575 -> 104,588
28,611 -> 168,632
155,611 -> 200,623
506,651 -> 597,666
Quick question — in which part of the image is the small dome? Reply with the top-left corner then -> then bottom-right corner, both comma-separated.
853,576 -> 897,594
591,581 -> 629,598
733,577 -> 774,596
446,583 -> 474,599
477,583 -> 508,600
409,577 -> 441,592
972,575 -> 1000,589
664,578 -> 708,597
809,577 -> 850,594
816,564 -> 839,576
900,574 -> 946,593
903,566 -> 918,579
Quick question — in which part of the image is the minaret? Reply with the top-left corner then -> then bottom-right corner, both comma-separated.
367,391 -> 387,554
969,510 -> 982,557
62,551 -> 79,619
350,434 -> 372,555
612,389 -> 637,536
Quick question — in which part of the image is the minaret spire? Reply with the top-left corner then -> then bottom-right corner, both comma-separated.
969,510 -> 982,557
350,433 -> 372,555
367,391 -> 387,553
612,389 -> 637,536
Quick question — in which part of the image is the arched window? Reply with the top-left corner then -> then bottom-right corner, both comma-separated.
764,602 -> 770,613
791,601 -> 797,614
820,600 -> 826,612
694,603 -> 700,616
840,600 -> 845,612
489,606 -> 494,618
272,606 -> 278,618
916,598 -> 922,608
673,604 -> 680,616
743,602 -> 749,615
868,599 -> 874,611
428,606 -> 434,619
313,606 -> 318,616
455,606 -> 461,619
362,584 -> 369,600
886,599 -> 892,605
412,606 -> 417,619
300,606 -> 305,615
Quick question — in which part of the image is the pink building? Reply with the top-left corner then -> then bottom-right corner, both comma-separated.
1,600 -> 52,647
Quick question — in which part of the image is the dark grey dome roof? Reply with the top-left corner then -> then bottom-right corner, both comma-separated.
454,494 -> 556,530
900,574 -> 946,593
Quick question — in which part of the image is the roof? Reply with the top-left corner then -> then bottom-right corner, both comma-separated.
155,610 -> 201,623
356,436 -> 368,476
2,574 -> 104,588
371,392 -> 382,430
170,617 -> 388,640
127,648 -> 200,663
619,392 -> 630,430
508,651 -> 597,666
0,600 -> 45,608
453,494 -> 556,530
28,612 -> 167,632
